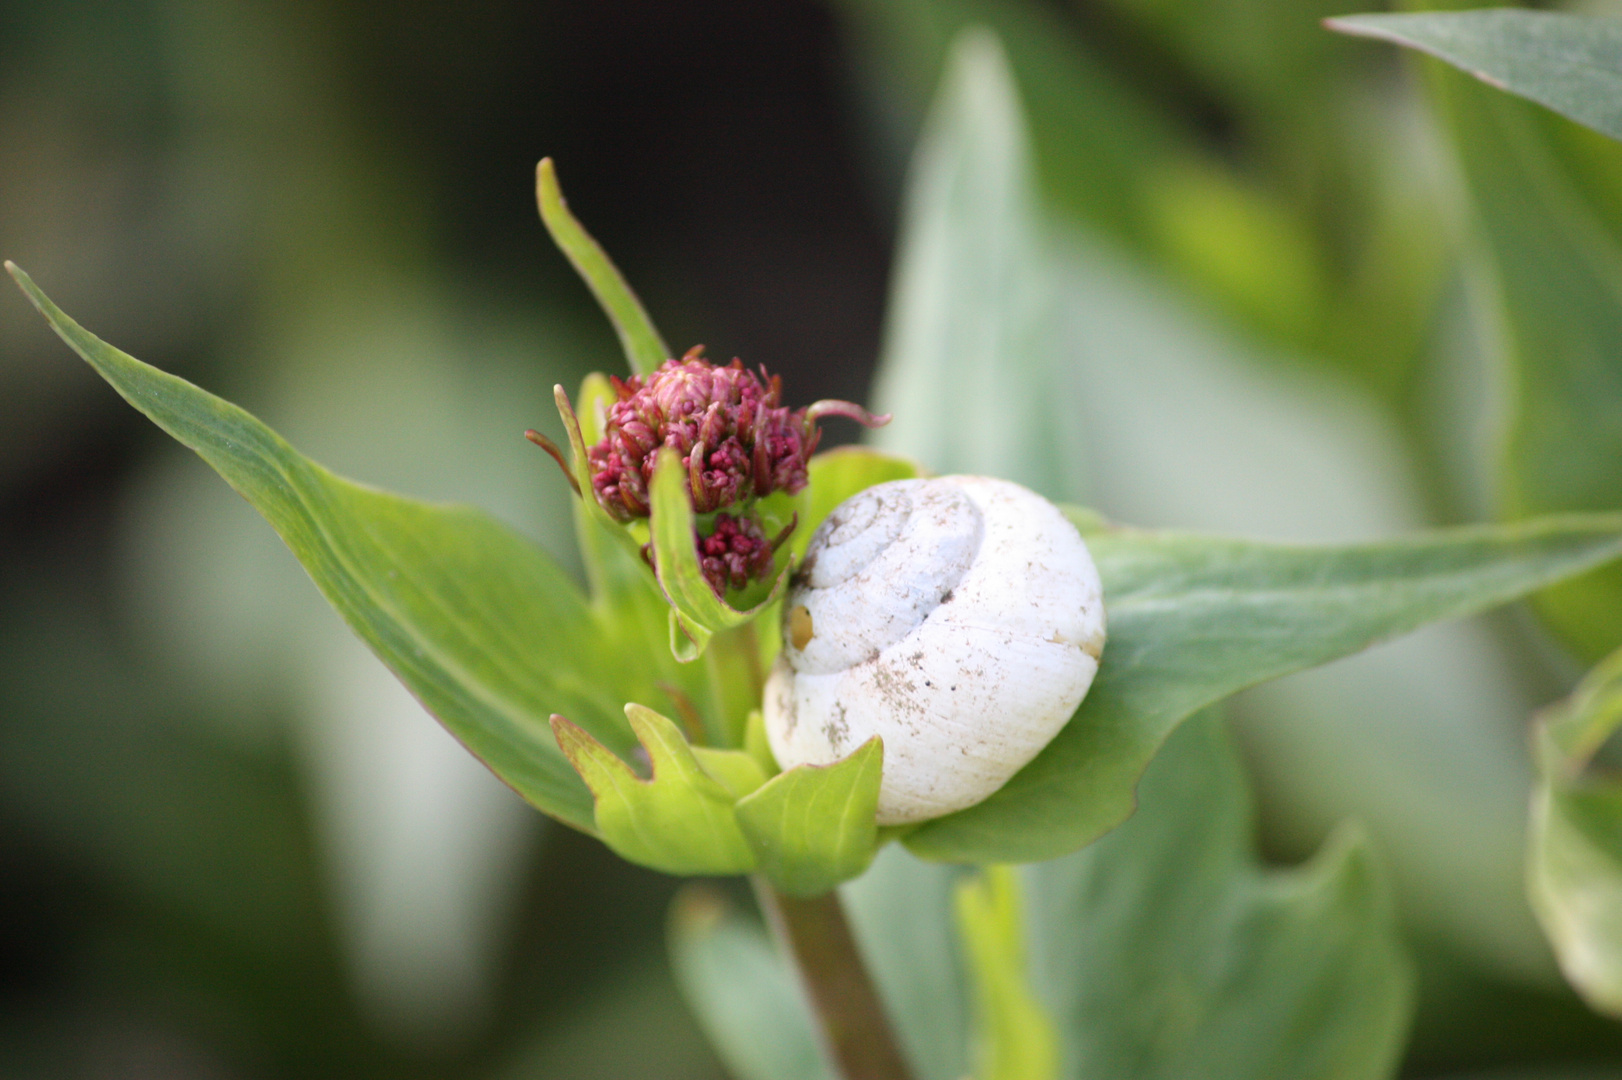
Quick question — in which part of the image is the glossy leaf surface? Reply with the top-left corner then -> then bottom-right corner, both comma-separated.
1329,10 -> 1622,144
735,736 -> 883,897
10,263 -> 622,832
907,512 -> 1622,863
1530,648 -> 1622,1016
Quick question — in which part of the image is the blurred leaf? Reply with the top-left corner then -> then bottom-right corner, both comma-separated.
648,448 -> 791,661
736,737 -> 883,897
677,715 -> 1410,1080
907,513 -> 1622,864
1530,647 -> 1622,1016
1023,711 -> 1412,1079
1408,58 -> 1622,660
669,889 -> 833,1080
1141,159 -> 1329,348
868,29 -> 1067,497
833,0 -> 1178,246
1330,11 -> 1622,145
10,263 -> 629,833
956,866 -> 1059,1080
843,846 -> 973,1080
552,705 -> 757,876
536,158 -> 669,375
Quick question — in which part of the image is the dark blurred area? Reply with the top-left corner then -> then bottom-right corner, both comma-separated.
9,0 -> 1622,1077
0,1 -> 886,1076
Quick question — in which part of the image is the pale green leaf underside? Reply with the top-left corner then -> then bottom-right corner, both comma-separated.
908,513 -> 1622,863
1329,10 -> 1622,144
10,263 -> 620,832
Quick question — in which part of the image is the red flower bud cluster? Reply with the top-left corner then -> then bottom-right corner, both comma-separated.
536,347 -> 886,597
587,348 -> 881,523
698,513 -> 777,594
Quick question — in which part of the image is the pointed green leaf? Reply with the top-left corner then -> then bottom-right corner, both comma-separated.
1329,10 -> 1622,144
867,29 -> 1069,497
648,447 -> 789,661
1387,53 -> 1622,660
735,737 -> 883,898
536,158 -> 669,375
906,513 -> 1622,864
552,704 -> 756,876
955,866 -> 1059,1080
1530,648 -> 1622,1016
9,263 -> 628,833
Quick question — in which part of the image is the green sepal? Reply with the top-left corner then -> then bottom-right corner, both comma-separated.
551,703 -> 757,876
1529,647 -> 1622,1016
692,746 -> 769,801
649,448 -> 791,662
734,736 -> 883,897
536,157 -> 670,375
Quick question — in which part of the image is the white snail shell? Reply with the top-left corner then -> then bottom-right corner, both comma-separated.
763,475 -> 1105,825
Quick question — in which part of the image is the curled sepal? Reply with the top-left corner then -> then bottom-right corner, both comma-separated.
551,703 -> 760,876
734,736 -> 882,897
650,448 -> 791,662
1529,647 -> 1622,1016
536,158 -> 669,376
553,383 -> 648,566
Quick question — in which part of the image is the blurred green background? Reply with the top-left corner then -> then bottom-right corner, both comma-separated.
7,0 -> 1622,1076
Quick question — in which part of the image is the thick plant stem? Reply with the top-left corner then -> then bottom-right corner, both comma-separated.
753,877 -> 917,1080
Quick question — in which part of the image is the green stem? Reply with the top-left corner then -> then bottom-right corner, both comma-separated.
752,877 -> 918,1080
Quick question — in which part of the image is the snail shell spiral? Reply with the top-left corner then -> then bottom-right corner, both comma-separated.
763,475 -> 1105,824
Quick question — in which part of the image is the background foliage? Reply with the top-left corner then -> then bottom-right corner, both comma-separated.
9,1 -> 1622,1078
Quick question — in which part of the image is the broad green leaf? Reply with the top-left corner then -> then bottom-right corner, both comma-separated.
9,263 -> 629,832
1400,56 -> 1622,660
535,157 -> 669,375
1530,648 -> 1622,1016
675,714 -> 1410,1080
735,737 -> 883,897
1023,712 -> 1412,1080
906,513 -> 1622,863
647,448 -> 792,662
668,888 -> 833,1080
551,704 -> 756,876
1328,11 -> 1622,145
955,866 -> 1058,1080
868,29 -> 1068,498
